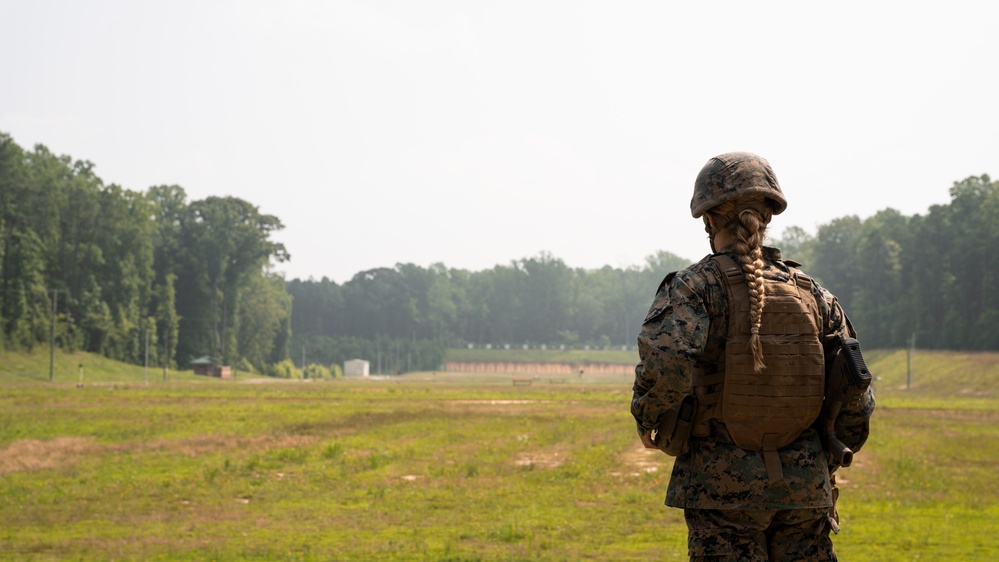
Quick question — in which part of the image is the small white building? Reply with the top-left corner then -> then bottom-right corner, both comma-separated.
344,359 -> 370,377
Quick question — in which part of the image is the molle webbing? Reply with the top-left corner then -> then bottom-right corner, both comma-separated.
692,254 -> 825,482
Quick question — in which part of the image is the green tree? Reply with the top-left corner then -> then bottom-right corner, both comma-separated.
518,252 -> 572,343
942,175 -> 999,349
0,132 -> 298,367
0,138 -> 57,350
0,229 -> 50,349
809,216 -> 863,312
771,226 -> 815,268
849,209 -> 908,347
286,276 -> 345,337
175,196 -> 288,365
971,180 -> 999,349
341,268 -> 414,340
643,250 -> 690,282
236,271 -> 292,371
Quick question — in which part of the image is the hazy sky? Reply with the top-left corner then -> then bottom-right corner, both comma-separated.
3,1 -> 997,283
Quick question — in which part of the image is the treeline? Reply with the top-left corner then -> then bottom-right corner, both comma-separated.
778,174 -> 999,351
0,133 -> 291,373
4,132 -> 997,376
289,174 -> 999,364
287,251 -> 691,372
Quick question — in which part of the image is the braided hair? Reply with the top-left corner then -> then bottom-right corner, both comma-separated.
704,196 -> 775,373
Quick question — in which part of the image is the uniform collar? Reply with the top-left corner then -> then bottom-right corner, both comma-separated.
714,245 -> 781,258
762,246 -> 782,261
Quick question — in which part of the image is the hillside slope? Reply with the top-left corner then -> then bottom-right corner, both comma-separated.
868,349 -> 998,396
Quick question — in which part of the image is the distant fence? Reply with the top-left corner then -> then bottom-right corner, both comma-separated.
443,361 -> 633,375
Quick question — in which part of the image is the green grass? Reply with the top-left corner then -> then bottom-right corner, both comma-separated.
1,347 -> 997,560
444,347 -> 637,365
0,348 -> 208,385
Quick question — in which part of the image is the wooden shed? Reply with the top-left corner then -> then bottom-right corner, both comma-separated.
190,356 -> 232,378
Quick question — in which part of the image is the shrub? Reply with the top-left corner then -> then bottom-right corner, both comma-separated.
268,359 -> 297,379
304,363 -> 330,379
235,357 -> 256,374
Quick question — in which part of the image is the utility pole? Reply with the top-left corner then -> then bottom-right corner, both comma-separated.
144,329 -> 150,385
49,289 -> 57,381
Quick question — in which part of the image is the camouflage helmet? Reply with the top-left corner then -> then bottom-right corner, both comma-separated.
690,152 -> 787,218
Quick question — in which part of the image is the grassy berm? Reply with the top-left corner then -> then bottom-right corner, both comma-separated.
1,348 -> 997,561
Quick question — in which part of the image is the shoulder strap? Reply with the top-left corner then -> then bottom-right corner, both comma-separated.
689,254 -> 745,436
786,266 -> 824,337
711,253 -> 744,286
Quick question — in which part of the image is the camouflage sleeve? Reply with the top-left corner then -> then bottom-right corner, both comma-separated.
815,285 -> 876,455
815,286 -> 851,359
835,385 -> 875,454
631,270 -> 710,435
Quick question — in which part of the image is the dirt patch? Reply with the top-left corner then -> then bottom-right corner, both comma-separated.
446,399 -> 565,416
608,440 -> 670,478
0,437 -> 101,475
514,446 -> 569,469
0,433 -> 319,475
959,388 -> 993,397
451,400 -> 552,406
449,399 -> 554,405
143,433 -> 317,458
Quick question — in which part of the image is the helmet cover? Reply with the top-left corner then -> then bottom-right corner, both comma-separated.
690,152 -> 787,218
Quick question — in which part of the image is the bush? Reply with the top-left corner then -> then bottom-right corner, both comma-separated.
303,363 -> 330,379
268,359 -> 298,379
235,357 -> 256,374
329,363 -> 343,378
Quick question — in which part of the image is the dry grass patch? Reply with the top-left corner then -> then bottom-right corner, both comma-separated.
0,436 -> 100,475
514,445 -> 570,469
145,433 -> 317,458
611,440 -> 669,478
0,433 -> 320,476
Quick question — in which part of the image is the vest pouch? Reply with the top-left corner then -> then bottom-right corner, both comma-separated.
656,394 -> 698,456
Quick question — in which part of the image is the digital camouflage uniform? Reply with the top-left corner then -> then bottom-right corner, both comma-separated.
632,245 -> 875,561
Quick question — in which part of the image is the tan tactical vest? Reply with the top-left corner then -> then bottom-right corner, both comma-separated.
691,254 -> 825,481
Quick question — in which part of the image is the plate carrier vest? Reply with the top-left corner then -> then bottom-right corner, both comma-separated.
690,254 -> 825,482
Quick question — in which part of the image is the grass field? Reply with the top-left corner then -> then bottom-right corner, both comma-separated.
1,348 -> 997,561
444,348 -> 637,365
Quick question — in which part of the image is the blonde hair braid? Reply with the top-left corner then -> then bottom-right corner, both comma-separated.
707,197 -> 773,373
733,208 -> 768,372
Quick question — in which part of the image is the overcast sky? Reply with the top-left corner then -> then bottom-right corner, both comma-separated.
2,1 -> 997,283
